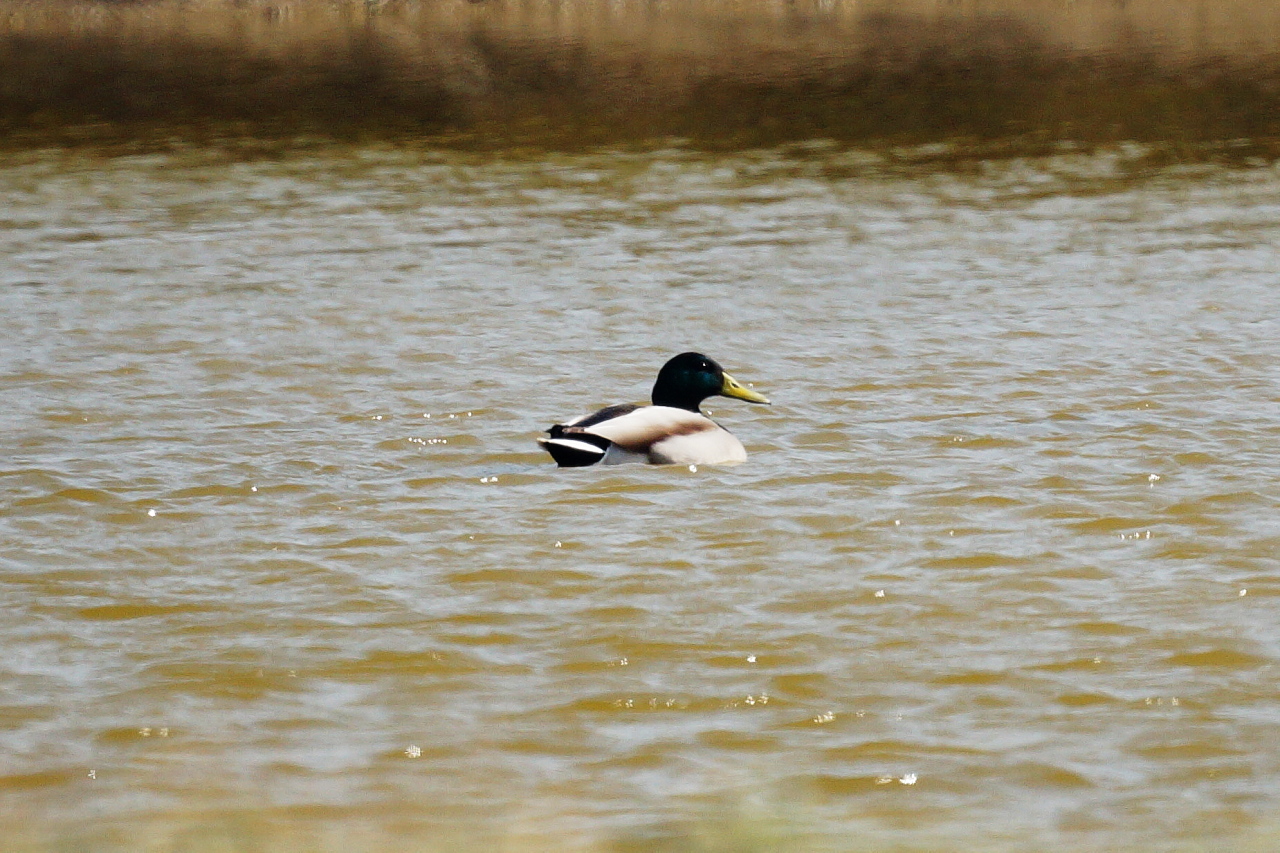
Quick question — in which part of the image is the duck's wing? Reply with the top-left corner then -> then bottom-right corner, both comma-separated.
559,403 -> 640,431
539,405 -> 744,467
538,403 -> 641,467
585,406 -> 725,455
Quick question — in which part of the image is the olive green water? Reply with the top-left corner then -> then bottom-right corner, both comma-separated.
2,142 -> 1280,852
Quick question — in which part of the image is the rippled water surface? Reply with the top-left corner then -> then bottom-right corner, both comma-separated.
3,143 -> 1280,851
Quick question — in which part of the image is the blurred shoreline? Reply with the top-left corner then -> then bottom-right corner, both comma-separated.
2,0 -> 1280,155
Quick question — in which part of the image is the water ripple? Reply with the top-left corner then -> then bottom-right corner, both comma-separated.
1,144 -> 1279,851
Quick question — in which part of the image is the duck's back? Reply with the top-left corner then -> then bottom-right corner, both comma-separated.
589,406 -> 747,465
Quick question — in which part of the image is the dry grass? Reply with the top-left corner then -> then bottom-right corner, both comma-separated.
1,0 -> 1280,150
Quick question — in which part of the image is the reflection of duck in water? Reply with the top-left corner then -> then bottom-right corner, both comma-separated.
537,352 -> 770,467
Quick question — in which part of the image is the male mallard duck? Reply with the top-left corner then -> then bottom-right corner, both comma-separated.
537,352 -> 769,467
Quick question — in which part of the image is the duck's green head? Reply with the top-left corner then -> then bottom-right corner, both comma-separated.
651,352 -> 770,412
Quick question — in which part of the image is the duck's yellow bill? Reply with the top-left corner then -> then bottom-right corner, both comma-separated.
720,372 -> 770,404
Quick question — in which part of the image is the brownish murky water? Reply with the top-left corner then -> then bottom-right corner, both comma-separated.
2,142 -> 1279,851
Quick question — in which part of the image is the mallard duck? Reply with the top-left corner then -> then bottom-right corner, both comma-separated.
537,352 -> 769,467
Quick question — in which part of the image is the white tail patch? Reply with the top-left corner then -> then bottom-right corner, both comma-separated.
544,437 -> 606,457
538,435 -> 610,467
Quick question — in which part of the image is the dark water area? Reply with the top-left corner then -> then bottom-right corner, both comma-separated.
2,0 -> 1280,153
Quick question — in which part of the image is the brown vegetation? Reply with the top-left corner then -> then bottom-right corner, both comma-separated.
1,0 -> 1279,150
